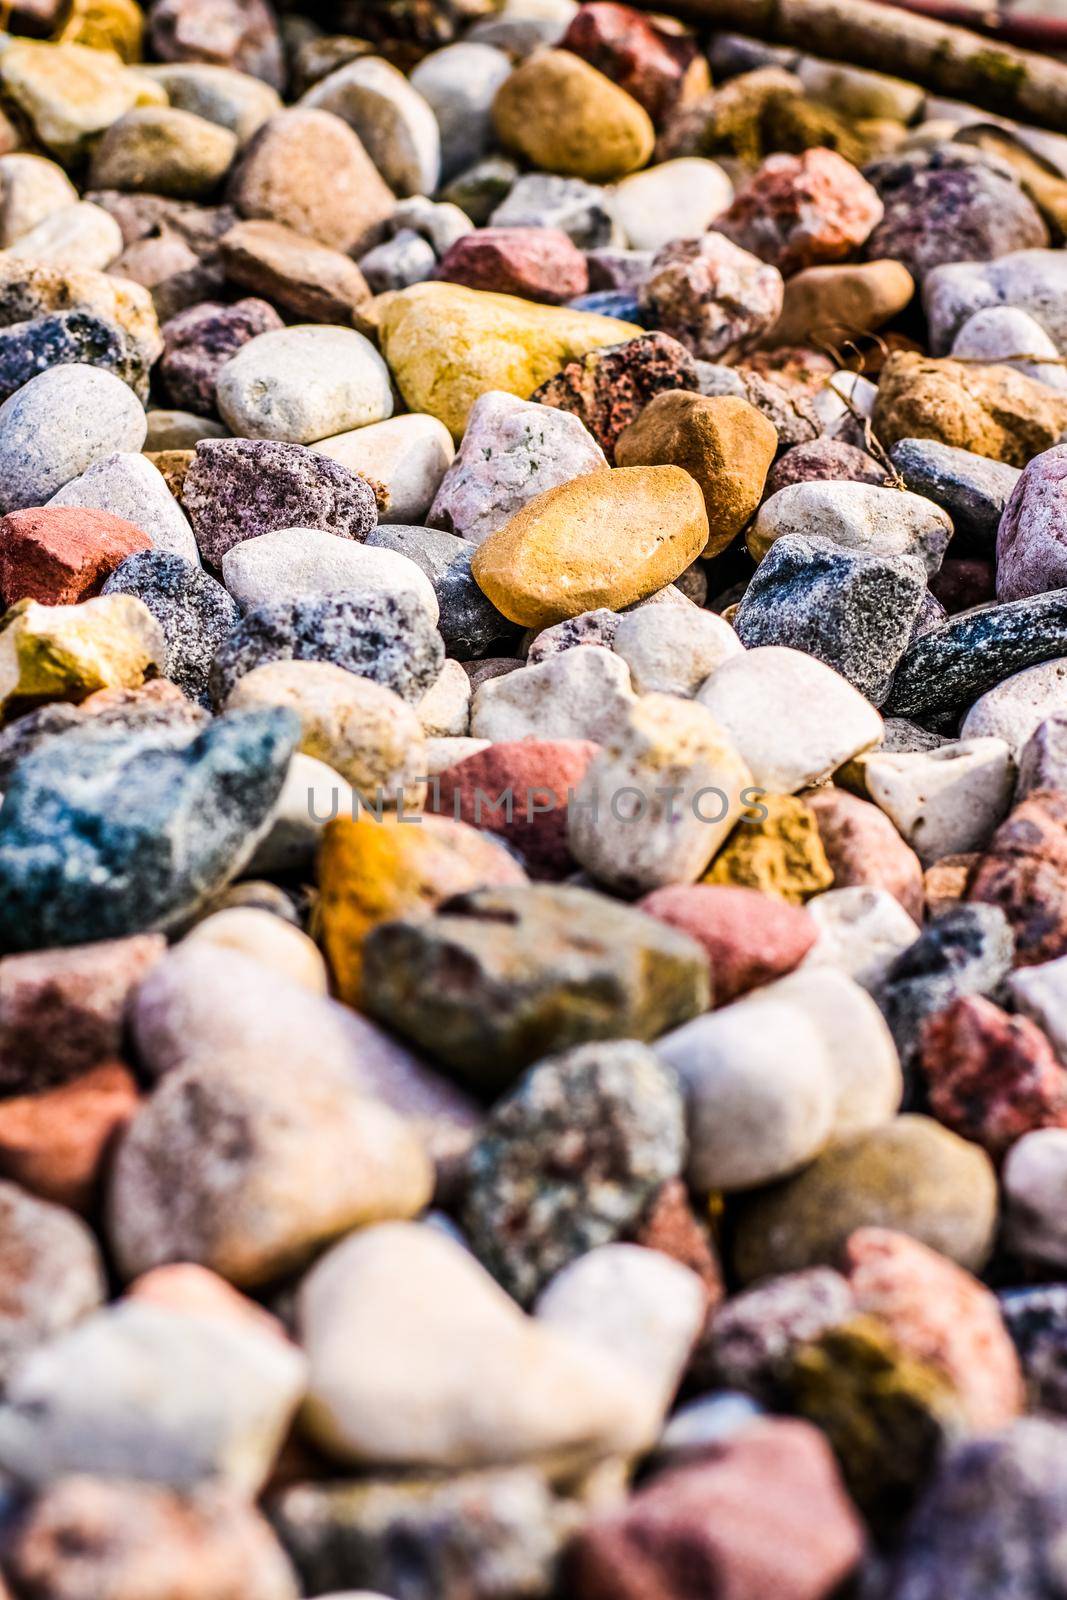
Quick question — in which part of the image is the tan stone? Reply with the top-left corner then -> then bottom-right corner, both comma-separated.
0,596 -> 164,719
873,351 -> 1067,468
493,50 -> 655,183
471,466 -> 709,628
763,259 -> 915,350
0,42 -> 165,162
219,219 -> 371,324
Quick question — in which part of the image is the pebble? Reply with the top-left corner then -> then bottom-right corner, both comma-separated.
807,786 -> 924,919
639,231 -> 784,362
492,50 -> 654,183
0,505 -> 149,608
531,330 -> 699,460
961,659 -> 1067,755
640,883 -> 817,1003
859,738 -> 1016,864
968,789 -> 1067,967
48,449 -> 201,565
436,226 -> 589,306
0,153 -> 78,246
1018,710 -> 1067,797
715,147 -> 884,274
924,246 -> 1067,354
764,257 -> 914,347
150,0 -> 285,88
409,42 -> 513,182
612,604 -> 742,697
89,106 -> 239,200
101,550 -> 239,704
358,228 -> 436,294
952,305 -> 1067,391
136,63 -> 282,147
873,349 -> 1067,468
0,593 -> 163,718
218,220 -> 372,324
5,199 -> 122,272
315,414 -> 454,526
0,1060 -> 140,1216
806,886 -> 921,992
184,906 -> 327,993
470,645 -> 637,744
220,530 -> 438,624
489,169 -> 615,247
0,362 -> 147,514
877,901 -> 1015,1065
765,437 -> 887,495
216,324 -> 394,444
997,443 -> 1067,600
612,158 -> 733,252
0,40 -> 166,162
889,436 -> 1021,549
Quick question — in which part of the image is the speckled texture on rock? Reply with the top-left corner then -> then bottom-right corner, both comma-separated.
531,332 -> 699,462
102,550 -> 239,704
639,233 -> 784,364
159,296 -> 283,415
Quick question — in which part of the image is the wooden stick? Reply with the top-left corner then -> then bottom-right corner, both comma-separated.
632,0 -> 1067,130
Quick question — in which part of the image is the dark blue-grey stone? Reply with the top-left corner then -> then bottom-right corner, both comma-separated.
889,438 -> 1021,551
0,708 -> 299,951
435,547 -> 523,660
102,551 -> 239,705
0,692 -> 208,787
366,523 -> 465,583
875,902 -> 1014,1069
999,1285 -> 1067,1417
0,310 -> 149,405
208,587 -> 445,707
884,589 -> 1067,719
734,533 -> 927,704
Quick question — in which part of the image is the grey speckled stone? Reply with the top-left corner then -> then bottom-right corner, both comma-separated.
0,363 -> 147,515
0,709 -> 298,951
102,551 -> 240,705
735,534 -> 927,705
999,1285 -> 1067,1417
366,522 -> 465,581
49,450 -> 200,566
434,546 -> 524,661
0,310 -> 150,406
208,588 -> 444,708
889,438 -> 1021,552
875,902 -> 1015,1068
0,687 -> 208,789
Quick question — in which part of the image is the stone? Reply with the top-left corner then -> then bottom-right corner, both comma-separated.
953,306 -> 1067,392
999,1284 -> 1067,1416
315,415 -> 454,527
749,481 -> 952,574
612,604 -> 741,697
217,221 -> 370,325
567,694 -> 753,895
704,792 -> 834,902
470,646 -> 636,744
89,107 -> 239,201
560,3 -> 698,123
0,40 -> 165,163
160,298 -> 282,416
0,1182 -> 104,1387
639,232 -> 784,362
924,247 -> 1067,355
360,883 -> 710,1091
732,1115 -> 999,1283
6,1477 -> 298,1599
763,257 -> 914,348
889,436 -> 1020,550
527,606 -> 621,664
968,789 -> 1067,967
879,900 -> 1014,1063
612,159 -> 733,252
185,906 -> 327,993
227,660 -> 426,808
145,408 -> 228,450
872,351 -> 1067,468
301,56 -> 440,198
866,145 -> 1048,284
0,594 -> 163,719
101,551 -> 239,704
1003,1128 -> 1067,1268
860,739 -> 1016,865
0,308 -> 150,409
530,330 -> 699,461
0,1299 -> 305,1493
434,546 -> 524,659
427,389 -> 606,547
182,437 -> 377,565
136,62 -> 282,146
998,443 -> 1067,600
471,467 -> 708,627
0,153 -> 78,247
568,1420 -> 864,1600
245,750 -> 353,875
489,170 -> 614,248
0,506 -> 150,609
962,660 -> 1067,755
148,0 -> 285,89
493,50 -> 654,183
0,709 -> 297,951
5,200 -> 122,273
615,392 -> 777,556
809,788 -> 924,919
377,282 -> 641,442
0,363 -> 147,516
697,645 -> 882,792
0,1061 -> 139,1215
208,590 -> 443,709
436,227 -> 588,307
806,885 -> 920,992
1018,711 -> 1067,796
703,1264 -> 855,1406
765,437 -> 887,496
715,147 -> 883,275
0,256 -> 162,379
796,56 -> 923,119
358,229 -> 436,294
640,883 -> 817,1004
462,1040 -> 684,1305
417,659 -> 471,737
409,41 -> 513,182
0,682 -> 206,787
48,450 -> 201,565
221,530 -> 438,626
229,110 -> 393,262
216,325 -> 393,446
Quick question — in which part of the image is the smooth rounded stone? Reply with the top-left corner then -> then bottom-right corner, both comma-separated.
953,305 -> 1067,392
462,1040 -> 685,1306
0,504 -> 149,609
697,646 -> 883,792
612,606 -> 741,698
436,226 -> 589,308
716,147 -> 884,275
4,1477 -> 299,1600
377,282 -> 640,444
0,257 -> 163,379
428,390 -> 607,548
526,606 -> 621,665
1005,1128 -> 1067,1270
804,792 -> 918,925
217,220 -> 371,324
640,884 -> 816,1004
89,106 -> 239,200
0,708 -> 296,951
48,449 -> 199,565
998,443 -> 1067,602
471,646 -> 637,744
246,751 -> 354,876
221,530 -> 438,627
568,694 -> 752,895
0,1182 -> 104,1385
806,886 -> 921,992
472,467 -> 708,628
410,41 -> 512,181
886,912 -> 1016,1085
612,159 -> 733,252
492,49 -> 653,184
961,659 -> 1067,757
183,437 -> 377,566
764,438 -> 887,497
749,481 -> 952,576
0,153 -> 78,247
216,325 -> 393,445
136,62 -> 280,147
435,546 -> 524,659
872,350 -> 1067,470
0,1298 -> 305,1493
763,257 -> 914,348
4,199 -> 122,272
489,170 -> 616,248
639,232 -> 784,363
0,362 -> 147,515
147,0 -> 284,85
615,392 -> 777,557
417,659 -> 471,738
1018,711 -> 1067,798
314,416 -> 454,527
0,1060 -> 141,1215
185,906 -> 327,993
358,229 -> 437,295
732,1115 -> 999,1283
0,594 -> 164,719
560,2 -> 700,121
569,1417 -> 865,1600
361,883 -> 710,1091
0,40 -> 165,163
159,297 -> 282,416
858,739 -> 1016,865
209,589 -> 443,710
885,590 -> 1067,720
300,1220 -> 661,1471
228,107 -> 395,258
145,407 -> 229,450
1010,952 -> 1067,1067
301,56 -> 440,198
793,55 -> 921,119
227,660 -> 426,807
889,436 -> 1021,550
426,734 -> 491,777
924,248 -> 1067,356
102,551 -> 239,704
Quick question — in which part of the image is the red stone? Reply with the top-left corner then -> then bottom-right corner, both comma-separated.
919,994 -> 1067,1160
429,739 -> 600,879
531,331 -> 699,462
630,1176 -> 724,1308
561,2 -> 699,124
805,786 -> 924,921
435,227 -> 589,306
0,1060 -> 140,1214
930,558 -> 995,614
568,1418 -> 865,1600
765,438 -> 887,497
638,883 -> 816,1006
715,148 -> 885,276
968,788 -> 1067,966
0,506 -> 152,607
